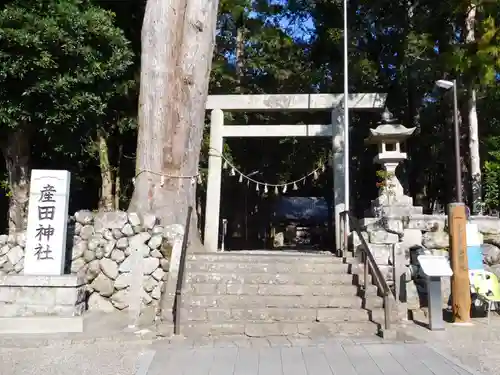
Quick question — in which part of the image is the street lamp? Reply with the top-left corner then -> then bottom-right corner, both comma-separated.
435,79 -> 462,203
341,0 -> 350,255
436,78 -> 471,324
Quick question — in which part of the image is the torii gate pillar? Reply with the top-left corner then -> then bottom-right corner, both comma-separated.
204,109 -> 224,253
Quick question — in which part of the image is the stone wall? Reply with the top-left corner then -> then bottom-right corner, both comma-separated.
352,214 -> 500,311
0,233 -> 25,274
0,210 -> 177,313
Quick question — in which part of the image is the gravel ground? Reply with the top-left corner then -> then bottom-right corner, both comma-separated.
402,316 -> 500,374
0,312 -> 154,375
0,342 -> 150,375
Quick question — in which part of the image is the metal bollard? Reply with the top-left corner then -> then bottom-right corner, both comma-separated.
221,218 -> 228,252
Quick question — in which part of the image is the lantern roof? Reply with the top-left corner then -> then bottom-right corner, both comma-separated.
365,108 -> 415,144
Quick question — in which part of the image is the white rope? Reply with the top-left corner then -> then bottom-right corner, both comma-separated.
130,149 -> 326,193
209,148 -> 325,190
132,169 -> 199,186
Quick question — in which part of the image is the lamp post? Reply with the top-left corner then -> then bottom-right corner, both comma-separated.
343,0 -> 349,218
435,78 -> 471,324
436,79 -> 462,203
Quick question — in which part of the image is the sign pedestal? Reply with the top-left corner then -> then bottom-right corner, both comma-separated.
418,255 -> 453,331
0,170 -> 84,334
427,276 -> 445,330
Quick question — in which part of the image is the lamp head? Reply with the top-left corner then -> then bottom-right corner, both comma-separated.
436,79 -> 454,90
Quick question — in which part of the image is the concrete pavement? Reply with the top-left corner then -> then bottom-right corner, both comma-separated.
0,334 -> 486,375
143,338 -> 483,375
0,310 -> 497,375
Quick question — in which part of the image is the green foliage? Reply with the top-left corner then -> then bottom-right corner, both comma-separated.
483,160 -> 500,211
0,179 -> 11,198
0,0 -> 134,137
375,170 -> 396,195
0,0 -> 500,224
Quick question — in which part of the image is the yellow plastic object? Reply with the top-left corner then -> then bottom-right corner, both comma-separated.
469,270 -> 500,324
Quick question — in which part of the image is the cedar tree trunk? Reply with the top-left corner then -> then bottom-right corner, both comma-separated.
128,0 -> 220,251
2,127 -> 30,235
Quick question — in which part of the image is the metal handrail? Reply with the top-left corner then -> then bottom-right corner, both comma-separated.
340,211 -> 393,331
173,206 -> 193,335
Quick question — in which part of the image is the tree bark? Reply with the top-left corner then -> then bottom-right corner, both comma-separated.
97,130 -> 114,211
114,143 -> 123,210
128,0 -> 220,251
465,4 -> 482,214
235,22 -> 244,92
1,127 -> 30,235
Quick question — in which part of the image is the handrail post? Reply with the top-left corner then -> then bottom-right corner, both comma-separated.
174,206 -> 193,335
342,211 -> 348,257
364,255 -> 368,291
221,218 -> 227,252
346,211 -> 395,335
383,294 -> 391,331
338,212 -> 344,257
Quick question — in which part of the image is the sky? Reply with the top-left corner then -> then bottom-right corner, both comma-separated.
248,0 -> 315,41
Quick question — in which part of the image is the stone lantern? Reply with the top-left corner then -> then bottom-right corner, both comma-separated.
365,108 -> 422,216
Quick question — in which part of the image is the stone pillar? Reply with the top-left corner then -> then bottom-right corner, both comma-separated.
332,108 -> 345,251
203,109 -> 224,252
127,247 -> 143,327
382,162 -> 405,203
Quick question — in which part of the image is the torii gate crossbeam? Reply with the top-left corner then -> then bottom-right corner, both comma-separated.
203,93 -> 387,252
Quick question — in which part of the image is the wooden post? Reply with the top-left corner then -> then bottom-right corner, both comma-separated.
448,202 -> 471,323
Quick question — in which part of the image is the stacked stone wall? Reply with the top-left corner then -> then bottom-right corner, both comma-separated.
0,210 -> 179,313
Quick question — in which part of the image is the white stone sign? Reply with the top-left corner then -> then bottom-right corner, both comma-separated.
24,170 -> 71,276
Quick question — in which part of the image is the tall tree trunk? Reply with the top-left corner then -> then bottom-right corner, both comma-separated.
114,143 -> 123,210
97,130 -> 114,211
1,127 -> 30,235
235,22 -> 244,92
465,4 -> 482,214
128,0 -> 220,251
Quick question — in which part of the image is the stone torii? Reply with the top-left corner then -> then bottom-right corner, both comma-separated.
203,93 -> 387,252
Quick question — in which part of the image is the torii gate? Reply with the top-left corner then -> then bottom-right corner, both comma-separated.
203,93 -> 387,252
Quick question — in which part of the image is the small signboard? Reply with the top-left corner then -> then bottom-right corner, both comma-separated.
418,255 -> 453,277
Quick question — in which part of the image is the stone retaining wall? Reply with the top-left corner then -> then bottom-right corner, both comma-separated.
0,274 -> 86,318
0,210 -> 180,314
352,214 -> 500,311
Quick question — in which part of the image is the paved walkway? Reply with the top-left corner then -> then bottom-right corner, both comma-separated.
0,311 -> 497,375
142,337 -> 484,375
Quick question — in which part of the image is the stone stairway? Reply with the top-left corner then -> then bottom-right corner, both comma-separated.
175,251 -> 394,337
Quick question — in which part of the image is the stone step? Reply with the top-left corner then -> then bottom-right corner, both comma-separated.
185,271 -> 372,286
185,260 -> 355,274
160,321 -> 380,337
181,294 -> 383,309
188,253 -> 350,264
184,283 -> 377,296
180,307 -> 393,323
